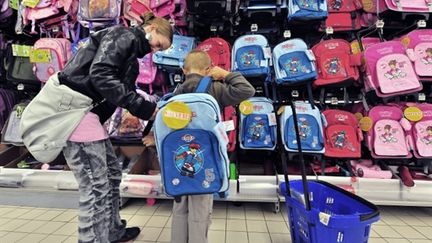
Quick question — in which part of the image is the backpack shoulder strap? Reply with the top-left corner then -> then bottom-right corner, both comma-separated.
195,76 -> 212,93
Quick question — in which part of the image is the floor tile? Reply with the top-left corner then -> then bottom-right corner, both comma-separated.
213,208 -> 227,219
136,227 -> 163,241
246,220 -> 268,233
2,208 -> 32,219
409,240 -> 432,243
368,238 -> 388,243
245,210 -> 265,220
15,220 -> 47,233
165,216 -> 172,228
370,229 -> 380,238
266,221 -> 290,234
399,216 -> 429,227
210,218 -> 226,231
226,219 -> 246,232
248,232 -> 271,243
62,236 -> 78,243
0,219 -> 30,231
16,233 -> 47,243
373,225 -> 403,238
35,221 -> 66,234
412,226 -> 432,239
208,230 -> 225,243
227,208 -> 246,220
381,215 -> 407,226
17,209 -> 47,220
36,211 -> 63,221
391,226 -> 426,239
226,231 -> 248,243
384,239 -> 410,243
146,216 -> 169,227
42,235 -> 69,243
0,231 -> 7,237
136,205 -> 158,216
120,205 -> 141,215
0,232 -> 28,242
157,227 -> 171,242
0,218 -> 9,227
52,211 -> 77,222
52,222 -> 77,236
154,204 -> 172,217
128,215 -> 151,227
119,213 -> 135,222
270,233 -> 292,243
263,211 -> 285,222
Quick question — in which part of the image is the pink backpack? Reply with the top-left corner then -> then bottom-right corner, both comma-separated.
197,37 -> 231,71
364,40 -> 422,97
323,109 -> 363,158
78,0 -> 122,28
385,0 -> 432,12
367,105 -> 412,158
404,103 -> 432,158
23,0 -> 78,34
32,38 -> 72,83
404,29 -> 432,79
136,54 -> 168,94
150,0 -> 187,27
123,0 -> 151,24
360,0 -> 387,26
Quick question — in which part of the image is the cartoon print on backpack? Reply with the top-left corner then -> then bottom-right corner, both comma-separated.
421,48 -> 432,65
174,139 -> 204,178
285,58 -> 311,75
331,131 -> 356,151
247,117 -> 271,145
421,126 -> 432,145
383,60 -> 407,79
241,50 -> 257,67
298,0 -> 318,9
324,57 -> 344,75
379,124 -> 398,143
331,0 -> 342,10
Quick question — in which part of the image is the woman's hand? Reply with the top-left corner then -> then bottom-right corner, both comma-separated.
142,132 -> 156,147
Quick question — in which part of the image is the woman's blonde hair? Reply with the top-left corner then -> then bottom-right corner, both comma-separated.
140,12 -> 173,43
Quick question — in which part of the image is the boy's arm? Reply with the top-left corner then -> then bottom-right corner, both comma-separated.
216,72 -> 255,107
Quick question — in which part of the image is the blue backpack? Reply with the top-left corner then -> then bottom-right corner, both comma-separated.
153,34 -> 196,69
231,34 -> 271,81
280,101 -> 325,153
273,38 -> 317,84
239,97 -> 277,150
154,77 -> 229,198
288,0 -> 328,21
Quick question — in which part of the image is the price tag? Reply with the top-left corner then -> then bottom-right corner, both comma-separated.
162,101 -> 192,129
319,212 -> 331,226
12,44 -> 31,57
9,0 -> 19,10
277,106 -> 285,116
283,30 -> 291,39
404,106 -> 423,122
22,0 -> 40,8
268,113 -> 277,126
223,120 -> 235,132
239,100 -> 253,115
419,93 -> 426,101
326,27 -> 334,35
213,122 -> 229,145
376,20 -> 385,28
330,97 -> 338,105
29,49 -> 51,63
359,116 -> 373,131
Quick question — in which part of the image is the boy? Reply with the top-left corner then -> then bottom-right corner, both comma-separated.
143,50 -> 255,243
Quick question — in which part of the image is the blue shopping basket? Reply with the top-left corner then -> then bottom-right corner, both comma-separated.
280,180 -> 380,243
276,97 -> 380,243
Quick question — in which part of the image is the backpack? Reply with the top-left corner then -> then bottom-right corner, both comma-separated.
186,0 -> 240,17
154,77 -> 229,197
231,34 -> 271,80
404,29 -> 432,80
137,53 -> 158,94
31,38 -> 72,83
280,101 -> 325,153
239,97 -> 277,150
364,40 -> 422,97
153,34 -> 196,85
366,105 -> 412,158
312,39 -> 361,87
1,102 -> 29,146
150,0 -> 187,27
78,0 -> 122,28
123,0 -> 151,25
323,0 -> 362,31
197,37 -> 231,71
323,109 -> 362,158
404,103 -> 432,158
223,105 -> 237,152
0,88 -> 18,131
272,38 -> 317,84
23,0 -> 78,34
288,0 -> 328,21
384,0 -> 432,12
0,0 -> 14,29
4,42 -> 40,89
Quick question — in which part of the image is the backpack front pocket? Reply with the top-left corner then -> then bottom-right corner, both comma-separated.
286,114 -> 323,151
242,114 -> 275,148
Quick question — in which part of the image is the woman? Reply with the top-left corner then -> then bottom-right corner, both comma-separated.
58,13 -> 173,243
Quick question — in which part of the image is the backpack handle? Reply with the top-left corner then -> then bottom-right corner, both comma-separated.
195,76 -> 212,93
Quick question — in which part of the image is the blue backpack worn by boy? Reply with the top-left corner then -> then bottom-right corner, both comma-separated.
154,77 -> 230,198
280,101 -> 325,153
273,38 -> 317,84
232,34 -> 271,81
239,97 -> 277,150
288,0 -> 328,21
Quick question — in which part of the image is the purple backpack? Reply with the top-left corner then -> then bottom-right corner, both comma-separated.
136,53 -> 168,94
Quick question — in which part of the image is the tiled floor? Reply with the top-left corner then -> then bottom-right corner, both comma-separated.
1,199 -> 432,243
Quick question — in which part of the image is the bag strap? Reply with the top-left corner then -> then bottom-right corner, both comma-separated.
195,76 -> 212,93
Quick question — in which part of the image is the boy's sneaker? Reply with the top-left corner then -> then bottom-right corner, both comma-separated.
111,227 -> 141,243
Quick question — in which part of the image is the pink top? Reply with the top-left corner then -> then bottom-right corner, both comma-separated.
68,112 -> 108,142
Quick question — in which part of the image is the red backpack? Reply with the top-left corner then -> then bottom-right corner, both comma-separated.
323,109 -> 363,158
323,0 -> 363,32
197,37 -> 231,71
312,39 -> 361,87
